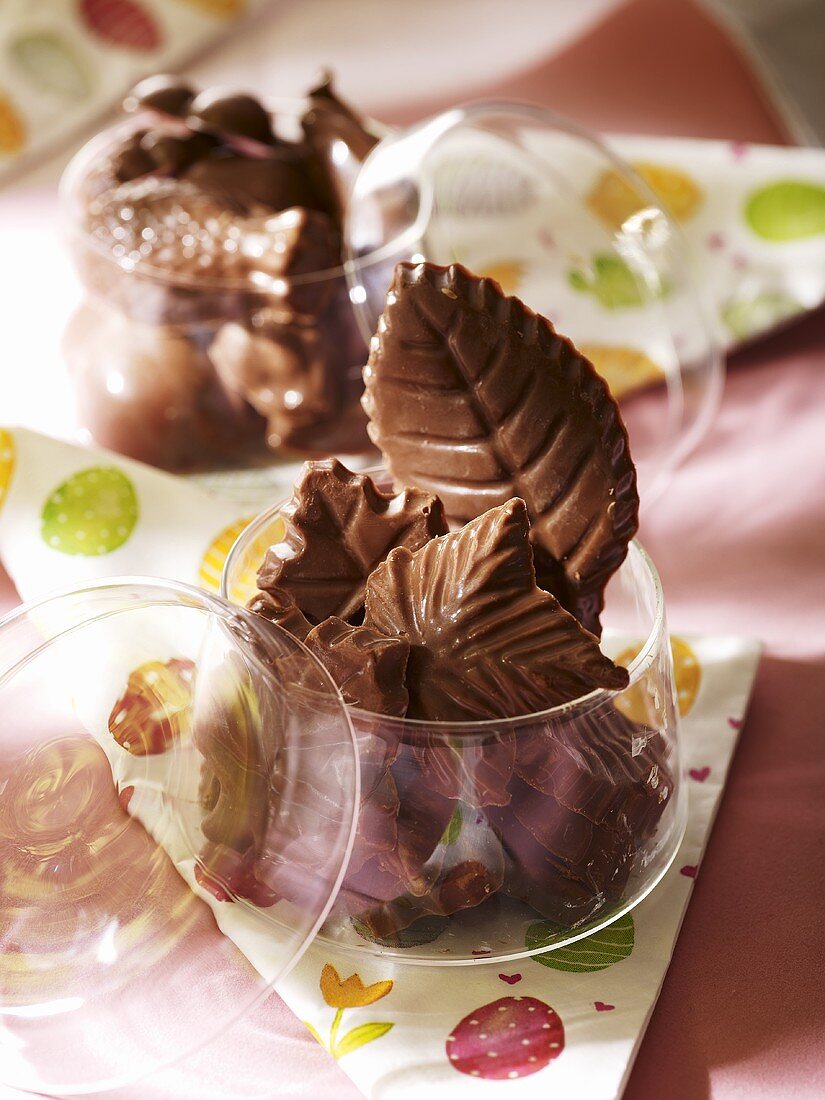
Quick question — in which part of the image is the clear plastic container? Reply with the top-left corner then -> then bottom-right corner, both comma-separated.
221,475 -> 687,964
0,579 -> 358,1095
60,105 -> 375,474
345,101 -> 723,504
61,99 -> 722,500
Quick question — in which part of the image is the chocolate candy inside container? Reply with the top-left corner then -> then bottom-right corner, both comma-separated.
222,468 -> 687,962
0,581 -> 358,1095
60,80 -> 384,478
61,92 -> 722,502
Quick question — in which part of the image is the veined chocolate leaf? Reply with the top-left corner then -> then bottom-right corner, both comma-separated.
362,261 -> 639,634
257,458 -> 447,624
364,498 -> 628,721
304,616 -> 410,716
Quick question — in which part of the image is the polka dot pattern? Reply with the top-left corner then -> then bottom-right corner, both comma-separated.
586,161 -> 703,228
0,429 -> 15,514
580,343 -> 665,400
0,92 -> 25,155
41,467 -> 139,556
198,516 -> 254,594
615,634 -> 702,724
745,180 -> 825,242
480,260 -> 525,296
446,996 -> 564,1080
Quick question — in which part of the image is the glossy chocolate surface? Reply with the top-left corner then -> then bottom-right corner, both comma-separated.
257,459 -> 447,624
364,498 -> 628,721
363,261 -> 640,635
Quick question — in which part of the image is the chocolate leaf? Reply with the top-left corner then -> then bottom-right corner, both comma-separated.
362,261 -> 639,634
488,802 -> 633,925
513,707 -> 673,841
304,616 -> 410,716
412,731 -> 515,807
247,587 -> 312,641
301,72 -> 378,222
257,458 -> 448,624
347,769 -> 399,876
364,498 -> 629,721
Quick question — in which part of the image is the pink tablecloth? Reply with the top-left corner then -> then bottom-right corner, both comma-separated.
1,1 -> 823,1097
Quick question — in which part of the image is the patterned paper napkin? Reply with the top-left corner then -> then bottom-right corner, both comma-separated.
0,0 -> 267,176
606,136 -> 825,348
0,426 -> 761,1099
465,135 -> 825,407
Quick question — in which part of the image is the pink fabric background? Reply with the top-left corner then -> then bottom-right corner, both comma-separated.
1,0 -> 823,1097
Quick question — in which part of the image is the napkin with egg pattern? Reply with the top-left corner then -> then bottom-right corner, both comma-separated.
0,427 -> 761,1100
0,0 -> 267,176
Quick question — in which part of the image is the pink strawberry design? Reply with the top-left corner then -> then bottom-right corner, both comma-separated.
447,996 -> 564,1080
594,1001 -> 615,1012
680,864 -> 698,879
80,0 -> 161,51
728,716 -> 743,729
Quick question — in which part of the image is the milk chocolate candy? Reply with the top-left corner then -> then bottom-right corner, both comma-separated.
194,615 -> 357,912
111,137 -> 155,183
363,262 -> 640,636
257,459 -> 448,624
189,90 -> 274,145
304,617 -> 410,716
234,206 -> 341,314
339,757 -> 505,938
513,707 -> 673,842
246,588 -> 312,641
210,314 -> 339,449
64,300 -> 267,470
301,72 -> 378,222
183,154 -> 314,214
346,769 -> 400,877
139,130 -> 218,174
489,802 -> 634,924
364,498 -> 629,722
124,75 -> 195,118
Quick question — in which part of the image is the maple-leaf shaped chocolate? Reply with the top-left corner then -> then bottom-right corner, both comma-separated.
247,588 -> 312,641
364,498 -> 628,722
362,261 -> 639,635
257,458 -> 447,624
304,616 -> 410,716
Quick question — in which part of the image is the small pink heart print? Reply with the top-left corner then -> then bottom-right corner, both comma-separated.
689,766 -> 711,782
728,716 -> 743,729
498,973 -> 522,985
594,1001 -> 615,1012
680,865 -> 698,879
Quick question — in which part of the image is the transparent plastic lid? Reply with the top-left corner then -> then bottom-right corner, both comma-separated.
345,101 -> 723,503
0,578 -> 358,1096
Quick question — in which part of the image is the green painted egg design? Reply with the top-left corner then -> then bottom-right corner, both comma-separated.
568,254 -> 661,309
745,181 -> 825,242
526,912 -> 635,972
10,33 -> 93,100
722,291 -> 803,340
42,467 -> 139,556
